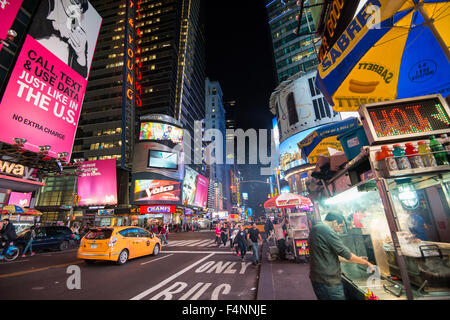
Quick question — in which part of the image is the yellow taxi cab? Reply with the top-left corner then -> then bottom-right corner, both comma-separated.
242,222 -> 265,233
77,226 -> 161,265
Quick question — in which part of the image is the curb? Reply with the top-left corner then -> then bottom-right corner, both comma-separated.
256,240 -> 276,300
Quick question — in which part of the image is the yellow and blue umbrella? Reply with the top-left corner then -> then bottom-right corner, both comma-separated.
2,205 -> 24,214
316,0 -> 450,112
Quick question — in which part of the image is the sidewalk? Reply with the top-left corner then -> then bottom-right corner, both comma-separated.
257,240 -> 317,300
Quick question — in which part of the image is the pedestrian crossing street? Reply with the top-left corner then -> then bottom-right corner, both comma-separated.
163,239 -> 226,248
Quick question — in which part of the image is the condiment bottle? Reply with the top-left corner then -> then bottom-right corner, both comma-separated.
405,143 -> 424,168
429,135 -> 449,166
418,141 -> 437,167
380,146 -> 398,172
440,134 -> 450,162
393,144 -> 411,170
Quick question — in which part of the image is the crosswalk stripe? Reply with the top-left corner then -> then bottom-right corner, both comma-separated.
187,239 -> 213,247
197,239 -> 216,247
168,240 -> 197,247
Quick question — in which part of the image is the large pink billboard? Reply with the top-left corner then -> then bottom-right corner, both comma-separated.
194,174 -> 209,208
0,0 -> 23,51
0,1 -> 101,159
77,159 -> 117,206
8,192 -> 32,207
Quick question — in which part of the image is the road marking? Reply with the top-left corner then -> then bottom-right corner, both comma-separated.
161,250 -> 235,254
140,254 -> 174,265
195,239 -> 216,247
187,239 -> 212,247
0,259 -> 30,264
130,253 -> 216,300
0,261 -> 83,279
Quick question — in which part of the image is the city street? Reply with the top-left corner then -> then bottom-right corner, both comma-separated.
0,231 -> 259,300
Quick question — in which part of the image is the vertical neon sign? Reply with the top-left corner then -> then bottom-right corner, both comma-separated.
121,0 -> 136,169
135,0 -> 142,108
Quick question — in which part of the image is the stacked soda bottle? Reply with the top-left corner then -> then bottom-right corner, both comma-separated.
429,135 -> 450,166
392,144 -> 411,170
375,145 -> 398,173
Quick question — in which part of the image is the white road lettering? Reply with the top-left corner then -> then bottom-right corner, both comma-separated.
239,262 -> 253,274
195,261 -> 215,273
206,261 -> 231,274
211,283 -> 231,300
150,282 -> 188,300
223,262 -> 238,274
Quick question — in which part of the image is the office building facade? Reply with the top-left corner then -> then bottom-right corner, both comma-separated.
266,0 -> 319,84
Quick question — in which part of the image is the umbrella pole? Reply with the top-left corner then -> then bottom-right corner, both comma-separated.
417,4 -> 450,62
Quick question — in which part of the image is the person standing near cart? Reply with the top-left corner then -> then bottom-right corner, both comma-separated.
273,218 -> 287,260
247,223 -> 263,266
309,212 -> 375,300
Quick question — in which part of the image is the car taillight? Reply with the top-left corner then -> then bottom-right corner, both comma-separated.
108,236 -> 117,247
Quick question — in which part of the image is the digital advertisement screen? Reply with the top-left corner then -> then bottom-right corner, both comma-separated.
77,159 -> 117,206
134,180 -> 181,202
194,174 -> 209,208
183,166 -> 198,206
139,122 -> 183,144
148,150 -> 178,170
8,192 -> 32,207
0,1 -> 101,159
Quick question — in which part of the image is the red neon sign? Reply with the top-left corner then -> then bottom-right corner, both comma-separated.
368,98 -> 450,138
135,0 -> 143,108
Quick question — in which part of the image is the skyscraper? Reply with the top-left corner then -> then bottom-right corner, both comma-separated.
204,78 -> 231,211
72,0 -> 206,168
266,0 -> 319,84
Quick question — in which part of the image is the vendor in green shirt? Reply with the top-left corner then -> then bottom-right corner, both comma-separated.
309,212 -> 375,300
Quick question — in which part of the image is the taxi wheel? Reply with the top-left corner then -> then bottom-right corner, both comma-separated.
117,249 -> 129,265
152,244 -> 160,256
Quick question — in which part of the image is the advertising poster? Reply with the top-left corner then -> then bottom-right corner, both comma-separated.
0,0 -> 23,51
182,166 -> 198,205
139,122 -> 183,144
148,150 -> 178,170
0,1 -> 101,159
77,159 -> 117,206
134,180 -> 181,202
8,192 -> 32,207
194,174 -> 209,208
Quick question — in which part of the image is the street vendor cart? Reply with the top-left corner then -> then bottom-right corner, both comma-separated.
264,193 -> 313,262
312,95 -> 450,300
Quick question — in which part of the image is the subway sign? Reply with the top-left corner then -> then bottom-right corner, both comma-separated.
360,94 -> 450,144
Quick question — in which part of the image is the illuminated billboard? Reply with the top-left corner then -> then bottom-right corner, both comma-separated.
139,122 -> 183,144
0,1 -> 102,159
0,0 -> 23,51
134,180 -> 181,202
148,150 -> 178,170
182,167 -> 209,208
77,159 -> 117,206
270,71 -> 341,143
8,192 -> 32,207
194,174 -> 209,208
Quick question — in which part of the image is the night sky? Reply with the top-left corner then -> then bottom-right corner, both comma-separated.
204,0 -> 278,216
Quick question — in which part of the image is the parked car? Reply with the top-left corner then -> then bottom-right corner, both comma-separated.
16,226 -> 76,253
77,226 -> 161,265
197,219 -> 211,229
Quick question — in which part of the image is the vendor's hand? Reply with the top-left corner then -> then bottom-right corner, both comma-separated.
366,263 -> 376,274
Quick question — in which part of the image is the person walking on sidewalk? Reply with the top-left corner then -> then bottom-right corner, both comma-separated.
247,223 -> 263,266
309,212 -> 375,300
228,223 -> 236,250
234,225 -> 247,261
22,226 -> 36,257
